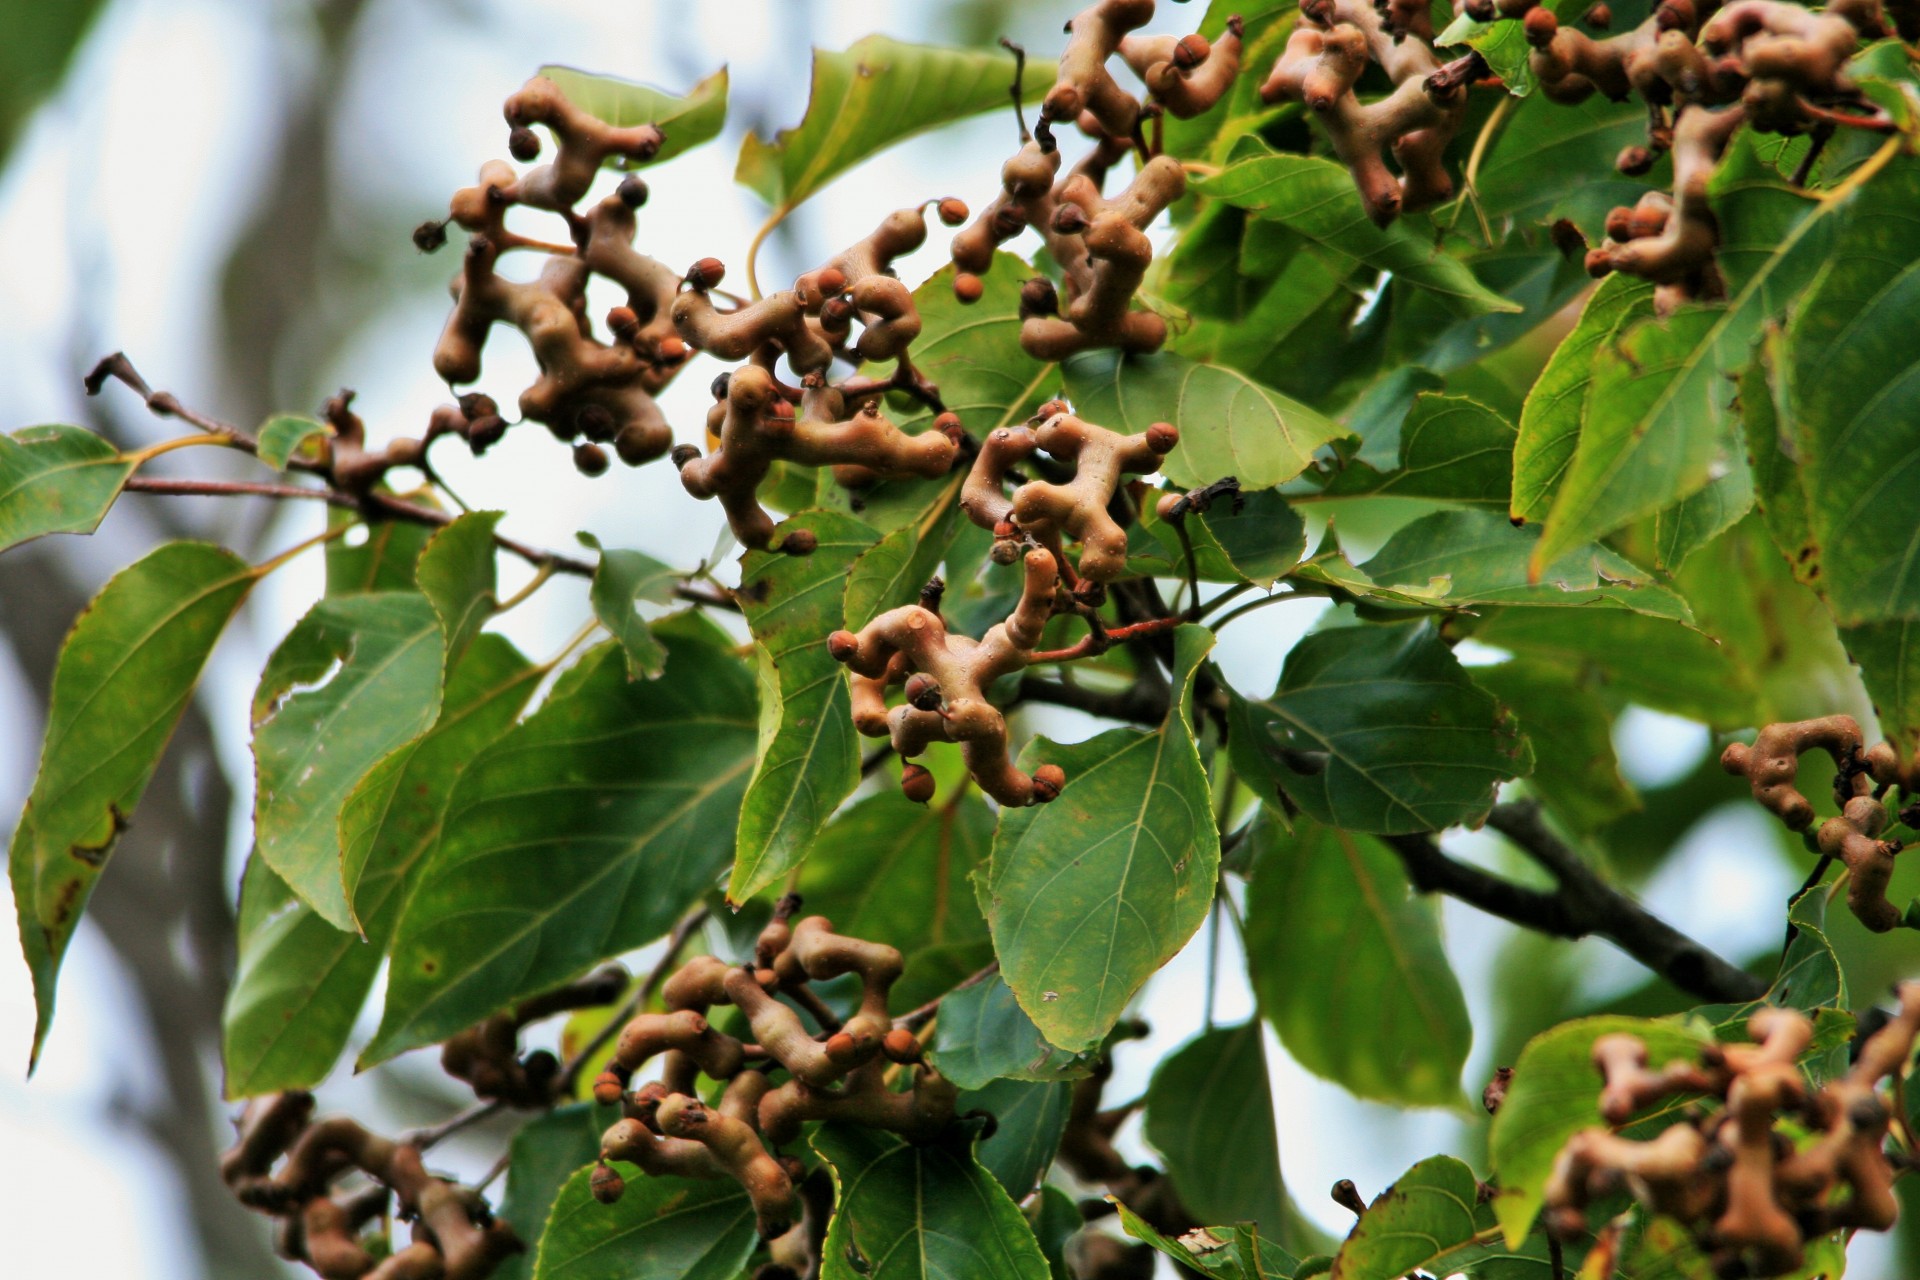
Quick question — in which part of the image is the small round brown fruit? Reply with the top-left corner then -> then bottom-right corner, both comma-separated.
574,442 -> 611,476
592,1072 -> 625,1107
781,528 -> 818,556
901,763 -> 937,804
508,125 -> 541,162
606,305 -> 639,337
1523,7 -> 1559,45
953,272 -> 985,303
1032,764 -> 1066,803
905,673 -> 943,711
1173,33 -> 1212,69
1145,421 -> 1179,453
828,630 -> 858,662
686,257 -> 726,290
883,1028 -> 924,1062
617,174 -> 649,207
589,1163 -> 626,1205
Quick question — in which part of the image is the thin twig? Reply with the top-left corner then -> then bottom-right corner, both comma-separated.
400,1100 -> 504,1153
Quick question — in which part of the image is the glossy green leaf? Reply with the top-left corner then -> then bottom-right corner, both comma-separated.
727,510 -> 877,904
537,64 -> 729,167
987,626 -> 1220,1052
931,973 -> 1097,1090
0,424 -> 134,553
534,1166 -> 757,1280
1139,487 -> 1307,589
1531,162 -> 1852,574
417,510 -> 500,665
222,636 -> 541,1097
1197,152 -> 1518,315
1245,818 -> 1472,1107
1356,509 -> 1690,620
1062,350 -> 1349,492
1027,1184 -> 1081,1280
814,1123 -> 1051,1280
1511,275 -> 1655,523
737,37 -> 1039,212
1160,202 -> 1374,405
252,591 -> 444,930
369,623 -> 756,1061
1779,155 -> 1920,753
1329,1155 -> 1481,1280
1470,607 -> 1753,726
796,788 -> 995,1010
255,414 -> 328,470
960,1077 -> 1072,1201
497,1105 -> 602,1280
1113,1201 -> 1301,1280
1470,89 -> 1658,241
1317,394 -> 1517,506
843,498 -> 965,632
1226,622 -> 1530,833
1473,662 -> 1638,835
11,541 -> 255,1070
578,533 -> 678,680
1488,1016 -> 1713,1244
1145,1022 -> 1290,1229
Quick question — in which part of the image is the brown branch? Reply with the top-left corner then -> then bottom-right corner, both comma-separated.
556,905 -> 712,1094
898,960 -> 1000,1032
125,477 -> 357,507
1016,674 -> 1169,724
1386,800 -> 1766,1004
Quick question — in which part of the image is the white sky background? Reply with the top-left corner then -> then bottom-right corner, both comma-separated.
0,0 -> 1845,1275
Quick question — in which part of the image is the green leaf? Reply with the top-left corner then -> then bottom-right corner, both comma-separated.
1469,89 -> 1658,241
1470,608 -> 1752,726
1062,350 -> 1349,492
813,1123 -> 1051,1280
1473,662 -> 1638,835
533,1166 -> 757,1280
796,788 -> 996,1010
1316,394 -> 1517,507
930,973 -> 1097,1090
1197,152 -> 1518,315
843,498 -> 964,631
1488,1016 -> 1713,1244
726,510 -> 878,904
368,624 -> 756,1062
0,424 -> 134,553
960,1077 -> 1072,1201
1027,1184 -> 1081,1280
1511,275 -> 1655,523
737,37 -> 1039,212
1437,12 -> 1535,93
1226,621 -> 1531,834
1113,1201 -> 1301,1280
417,510 -> 501,665
1648,461 -> 1755,573
578,533 -> 678,681
1145,1022 -> 1290,1229
222,636 -> 542,1097
255,414 -> 328,470
1245,817 -> 1472,1107
537,64 -> 729,167
326,511 -> 436,594
1779,155 -> 1920,747
987,626 -> 1220,1052
497,1105 -> 602,1280
10,541 -> 255,1069
1531,158 -> 1853,574
1356,509 -> 1690,621
252,591 -> 444,930
1139,488 -> 1307,589
1328,1156 -> 1482,1280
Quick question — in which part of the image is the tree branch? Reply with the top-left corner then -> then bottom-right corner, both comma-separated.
1387,800 -> 1767,1004
1017,674 -> 1169,724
